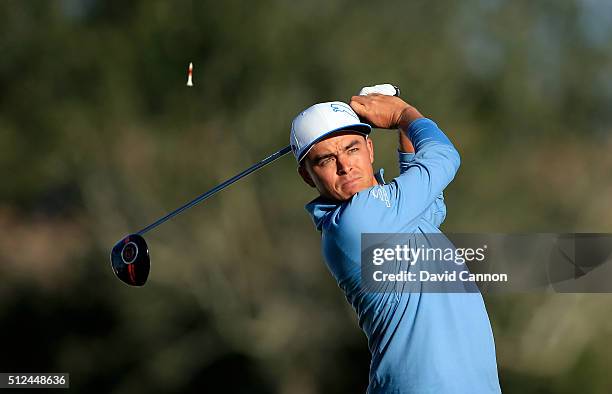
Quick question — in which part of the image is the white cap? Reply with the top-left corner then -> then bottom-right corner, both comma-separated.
290,101 -> 371,162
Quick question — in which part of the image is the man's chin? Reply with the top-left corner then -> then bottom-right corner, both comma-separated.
340,182 -> 370,199
325,190 -> 356,202
320,181 -> 374,202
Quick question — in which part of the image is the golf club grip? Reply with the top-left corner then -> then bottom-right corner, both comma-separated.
137,145 -> 292,235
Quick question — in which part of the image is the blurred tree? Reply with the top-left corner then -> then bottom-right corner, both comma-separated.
1,0 -> 611,393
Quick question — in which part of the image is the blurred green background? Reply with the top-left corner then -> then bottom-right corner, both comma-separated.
1,0 -> 612,392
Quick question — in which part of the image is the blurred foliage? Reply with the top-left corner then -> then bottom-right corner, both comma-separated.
1,0 -> 612,393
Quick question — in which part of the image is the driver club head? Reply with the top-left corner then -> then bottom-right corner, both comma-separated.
110,233 -> 150,286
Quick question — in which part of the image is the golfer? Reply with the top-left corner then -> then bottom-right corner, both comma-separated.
290,92 -> 502,393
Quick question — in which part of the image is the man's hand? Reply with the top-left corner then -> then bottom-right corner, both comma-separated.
349,94 -> 424,130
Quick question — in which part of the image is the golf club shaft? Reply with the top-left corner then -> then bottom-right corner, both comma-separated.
137,145 -> 292,236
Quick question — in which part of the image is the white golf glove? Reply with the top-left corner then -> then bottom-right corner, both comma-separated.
358,83 -> 400,97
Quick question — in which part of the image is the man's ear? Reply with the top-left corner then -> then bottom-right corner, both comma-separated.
366,136 -> 375,164
298,164 -> 316,188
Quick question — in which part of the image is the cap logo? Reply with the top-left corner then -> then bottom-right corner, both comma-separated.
330,103 -> 358,120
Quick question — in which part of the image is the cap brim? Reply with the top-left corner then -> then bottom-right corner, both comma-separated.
298,123 -> 372,162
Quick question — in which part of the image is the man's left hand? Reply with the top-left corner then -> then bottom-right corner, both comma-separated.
350,94 -> 423,130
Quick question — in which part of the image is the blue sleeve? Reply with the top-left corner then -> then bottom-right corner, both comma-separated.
391,118 -> 459,225
323,118 -> 457,237
398,150 -> 415,174
398,150 -> 447,228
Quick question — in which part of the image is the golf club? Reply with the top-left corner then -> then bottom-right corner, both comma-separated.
110,84 -> 400,287
110,145 -> 292,286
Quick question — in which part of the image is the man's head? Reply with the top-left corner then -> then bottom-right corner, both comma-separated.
298,131 -> 376,201
290,102 -> 377,201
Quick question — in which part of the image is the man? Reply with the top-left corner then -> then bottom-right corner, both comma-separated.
290,90 -> 502,393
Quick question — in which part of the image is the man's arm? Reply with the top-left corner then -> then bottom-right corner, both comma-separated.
399,123 -> 415,153
394,118 -> 459,222
350,95 -> 459,224
398,149 -> 447,228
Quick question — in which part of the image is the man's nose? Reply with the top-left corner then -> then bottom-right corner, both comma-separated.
336,153 -> 352,175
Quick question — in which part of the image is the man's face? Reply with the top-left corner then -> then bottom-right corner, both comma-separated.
299,131 -> 377,201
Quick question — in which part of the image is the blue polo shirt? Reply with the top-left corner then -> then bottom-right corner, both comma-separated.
305,118 -> 501,393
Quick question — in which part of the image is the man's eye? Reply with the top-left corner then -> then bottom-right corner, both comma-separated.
349,147 -> 359,153
319,157 -> 333,166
